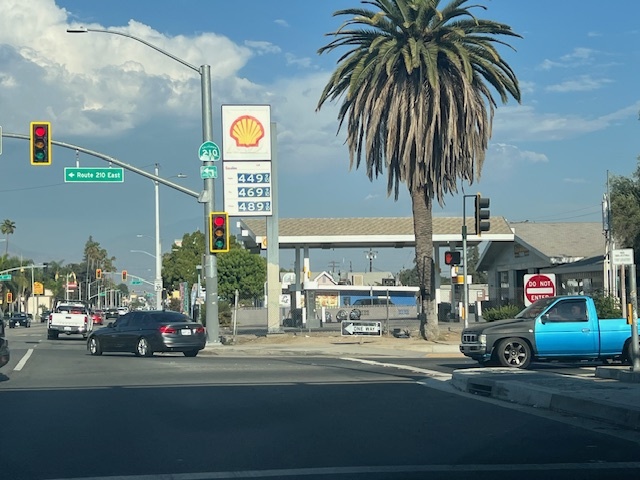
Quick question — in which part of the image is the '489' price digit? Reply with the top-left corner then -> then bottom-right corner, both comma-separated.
238,201 -> 271,212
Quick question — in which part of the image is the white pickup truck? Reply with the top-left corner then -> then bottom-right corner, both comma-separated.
47,301 -> 92,339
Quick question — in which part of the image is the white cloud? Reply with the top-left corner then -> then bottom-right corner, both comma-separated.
563,178 -> 587,184
274,19 -> 290,28
546,75 -> 613,92
489,143 -> 548,165
493,101 -> 640,141
244,40 -> 281,55
285,53 -> 313,69
539,47 -> 597,70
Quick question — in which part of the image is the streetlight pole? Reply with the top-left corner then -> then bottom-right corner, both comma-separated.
66,27 -> 220,343
154,164 -> 162,310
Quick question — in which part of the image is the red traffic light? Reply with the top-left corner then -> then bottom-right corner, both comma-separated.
444,251 -> 461,265
30,121 -> 51,165
209,212 -> 230,253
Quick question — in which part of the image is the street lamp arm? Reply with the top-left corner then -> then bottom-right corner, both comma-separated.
66,27 -> 200,74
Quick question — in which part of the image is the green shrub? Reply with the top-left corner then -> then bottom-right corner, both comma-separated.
591,293 -> 622,319
483,304 -> 521,322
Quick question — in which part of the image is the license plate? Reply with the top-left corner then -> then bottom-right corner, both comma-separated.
181,329 -> 192,336
64,326 -> 72,331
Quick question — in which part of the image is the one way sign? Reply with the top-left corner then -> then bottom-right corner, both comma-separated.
341,321 -> 382,336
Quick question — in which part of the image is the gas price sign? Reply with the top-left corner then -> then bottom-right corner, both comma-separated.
223,161 -> 273,216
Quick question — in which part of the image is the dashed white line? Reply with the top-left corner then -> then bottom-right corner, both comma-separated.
14,348 -> 34,371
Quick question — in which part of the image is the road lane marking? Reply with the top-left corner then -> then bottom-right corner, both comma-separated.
14,348 -> 34,371
341,357 -> 452,380
46,462 -> 640,479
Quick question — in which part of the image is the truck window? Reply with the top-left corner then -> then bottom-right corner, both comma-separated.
546,300 -> 588,322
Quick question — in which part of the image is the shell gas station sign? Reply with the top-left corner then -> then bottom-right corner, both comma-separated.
222,105 -> 273,217
221,105 -> 272,161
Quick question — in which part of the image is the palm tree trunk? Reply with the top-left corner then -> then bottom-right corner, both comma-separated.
411,189 -> 439,340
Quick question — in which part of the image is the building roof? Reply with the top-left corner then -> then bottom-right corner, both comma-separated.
477,222 -> 605,270
510,222 -> 604,261
237,216 -> 514,250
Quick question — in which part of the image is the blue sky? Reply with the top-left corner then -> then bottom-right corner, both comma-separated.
1,0 -> 639,284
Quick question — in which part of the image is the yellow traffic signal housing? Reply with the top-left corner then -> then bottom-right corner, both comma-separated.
209,212 -> 230,253
30,121 -> 52,165
122,270 -> 127,281
6,292 -> 13,303
96,268 -> 102,279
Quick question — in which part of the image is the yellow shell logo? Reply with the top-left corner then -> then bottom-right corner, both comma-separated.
229,115 -> 265,147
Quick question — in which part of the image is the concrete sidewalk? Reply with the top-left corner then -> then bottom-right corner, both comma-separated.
201,329 -> 640,431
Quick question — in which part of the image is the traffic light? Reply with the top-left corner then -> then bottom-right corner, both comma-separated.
209,212 -> 230,253
6,292 -> 12,303
444,251 -> 461,265
30,121 -> 51,165
474,193 -> 490,235
122,270 -> 127,281
96,268 -> 102,279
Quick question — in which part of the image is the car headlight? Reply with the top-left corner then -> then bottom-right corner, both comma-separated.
479,334 -> 486,345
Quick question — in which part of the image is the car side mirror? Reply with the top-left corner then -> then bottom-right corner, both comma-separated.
540,314 -> 549,324
107,322 -> 114,328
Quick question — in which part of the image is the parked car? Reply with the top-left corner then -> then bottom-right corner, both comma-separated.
87,310 -> 206,358
9,313 -> 31,328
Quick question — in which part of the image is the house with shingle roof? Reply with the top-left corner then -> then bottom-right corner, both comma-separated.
477,222 -> 607,305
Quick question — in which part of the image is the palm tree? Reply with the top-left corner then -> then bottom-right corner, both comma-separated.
317,0 -> 521,339
1,219 -> 16,256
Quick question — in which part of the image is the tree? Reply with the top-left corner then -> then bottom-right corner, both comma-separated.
162,231 -> 266,306
317,0 -> 521,339
610,157 -> 640,253
217,245 -> 267,304
1,219 -> 16,256
466,245 -> 487,284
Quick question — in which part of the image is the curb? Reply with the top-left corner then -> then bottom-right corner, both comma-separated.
451,369 -> 640,431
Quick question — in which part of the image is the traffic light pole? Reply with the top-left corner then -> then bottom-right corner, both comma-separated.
65,27 -> 220,344
462,196 -> 472,329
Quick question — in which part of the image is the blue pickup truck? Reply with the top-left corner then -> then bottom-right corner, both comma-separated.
459,295 -> 639,369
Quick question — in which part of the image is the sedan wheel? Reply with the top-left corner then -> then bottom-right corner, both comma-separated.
496,337 -> 531,369
88,337 -> 102,356
135,337 -> 153,357
183,349 -> 199,357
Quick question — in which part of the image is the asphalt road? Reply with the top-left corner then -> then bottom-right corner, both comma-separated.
1,323 -> 640,480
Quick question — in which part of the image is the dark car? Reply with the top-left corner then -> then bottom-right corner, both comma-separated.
40,310 -> 51,323
87,310 -> 206,358
104,308 -> 119,321
9,313 -> 31,328
0,336 -> 9,369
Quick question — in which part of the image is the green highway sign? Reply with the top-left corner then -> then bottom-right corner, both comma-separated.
64,167 -> 124,183
131,279 -> 142,285
200,165 -> 218,179
0,274 -> 11,281
198,141 -> 220,161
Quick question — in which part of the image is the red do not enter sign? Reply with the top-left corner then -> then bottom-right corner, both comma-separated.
524,274 -> 556,306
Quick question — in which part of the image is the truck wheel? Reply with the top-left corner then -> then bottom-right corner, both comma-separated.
623,340 -> 639,365
135,337 -> 153,357
88,337 -> 102,356
496,337 -> 531,369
